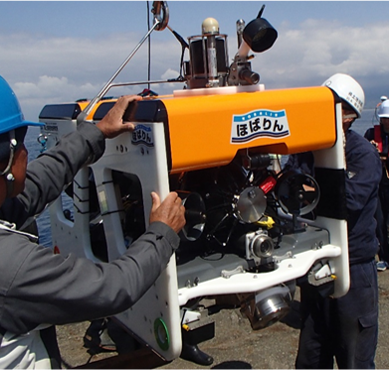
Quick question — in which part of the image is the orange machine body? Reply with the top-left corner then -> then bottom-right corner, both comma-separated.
161,86 -> 337,173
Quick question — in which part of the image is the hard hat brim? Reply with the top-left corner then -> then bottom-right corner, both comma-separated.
22,120 -> 45,128
0,119 -> 44,135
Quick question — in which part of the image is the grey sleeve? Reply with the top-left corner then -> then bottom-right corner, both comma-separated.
3,222 -> 180,334
5,123 -> 105,224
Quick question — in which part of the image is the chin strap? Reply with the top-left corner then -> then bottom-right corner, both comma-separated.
0,130 -> 17,197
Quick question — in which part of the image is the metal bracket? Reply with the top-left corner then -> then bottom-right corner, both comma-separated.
221,265 -> 245,279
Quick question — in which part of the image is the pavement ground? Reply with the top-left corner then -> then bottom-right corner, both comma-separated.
57,268 -> 389,369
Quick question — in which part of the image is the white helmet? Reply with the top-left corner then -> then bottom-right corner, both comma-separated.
378,99 -> 389,118
322,73 -> 364,118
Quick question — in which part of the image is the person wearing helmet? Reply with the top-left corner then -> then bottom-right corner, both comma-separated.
364,99 -> 389,272
285,73 -> 381,369
0,75 -> 186,369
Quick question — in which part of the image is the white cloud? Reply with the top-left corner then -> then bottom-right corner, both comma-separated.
1,31 -> 181,119
3,18 -> 389,121
253,19 -> 389,99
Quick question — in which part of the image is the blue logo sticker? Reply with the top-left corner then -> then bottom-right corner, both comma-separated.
231,109 -> 290,144
131,125 -> 154,147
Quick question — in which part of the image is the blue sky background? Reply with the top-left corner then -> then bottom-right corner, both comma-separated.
1,1 -> 389,120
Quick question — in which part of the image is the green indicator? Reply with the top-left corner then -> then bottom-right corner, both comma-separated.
154,318 -> 170,351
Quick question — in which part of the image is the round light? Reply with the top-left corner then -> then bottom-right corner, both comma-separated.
202,17 -> 219,35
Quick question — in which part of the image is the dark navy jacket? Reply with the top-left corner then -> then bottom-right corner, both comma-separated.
364,126 -> 389,187
285,129 -> 381,264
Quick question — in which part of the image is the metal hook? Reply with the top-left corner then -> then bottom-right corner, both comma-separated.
152,1 -> 169,31
77,2 -> 170,125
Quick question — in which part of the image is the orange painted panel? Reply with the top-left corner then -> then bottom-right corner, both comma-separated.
161,86 -> 337,173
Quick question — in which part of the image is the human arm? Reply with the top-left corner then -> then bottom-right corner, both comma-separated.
1,224 -> 177,333
283,152 -> 315,176
1,191 -> 185,334
345,132 -> 382,212
95,95 -> 142,139
149,191 -> 186,233
1,96 -> 141,226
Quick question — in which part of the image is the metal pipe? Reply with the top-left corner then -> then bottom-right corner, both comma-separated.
77,20 -> 161,124
236,19 -> 245,48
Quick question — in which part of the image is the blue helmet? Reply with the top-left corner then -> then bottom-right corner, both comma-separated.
0,75 -> 44,135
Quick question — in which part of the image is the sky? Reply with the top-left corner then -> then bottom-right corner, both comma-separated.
1,1 -> 389,121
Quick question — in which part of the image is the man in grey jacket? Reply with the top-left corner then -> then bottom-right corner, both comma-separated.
0,75 -> 186,369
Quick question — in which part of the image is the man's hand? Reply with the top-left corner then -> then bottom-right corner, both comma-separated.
149,192 -> 186,234
96,95 -> 142,139
369,140 -> 388,162
370,140 -> 379,150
